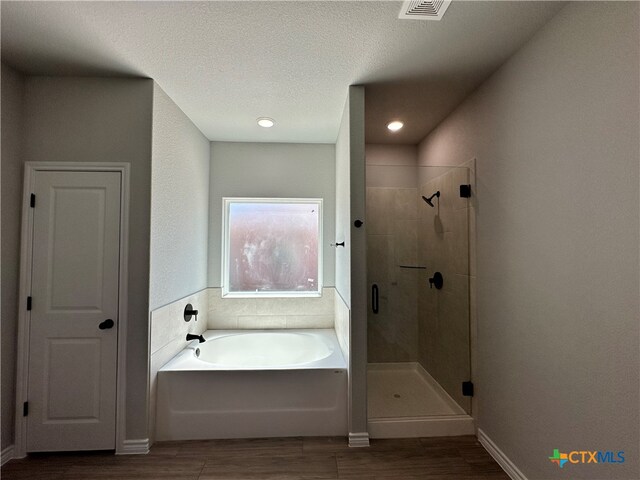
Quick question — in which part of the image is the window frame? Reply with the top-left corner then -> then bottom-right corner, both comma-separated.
221,197 -> 323,298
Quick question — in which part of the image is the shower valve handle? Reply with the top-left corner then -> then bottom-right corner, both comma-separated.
428,272 -> 443,290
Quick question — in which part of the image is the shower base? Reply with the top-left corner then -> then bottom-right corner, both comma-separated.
367,363 -> 475,438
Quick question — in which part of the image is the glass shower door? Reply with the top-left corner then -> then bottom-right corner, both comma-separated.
417,166 -> 472,414
367,164 -> 472,419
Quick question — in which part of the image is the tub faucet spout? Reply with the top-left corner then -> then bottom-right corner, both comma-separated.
186,333 -> 205,343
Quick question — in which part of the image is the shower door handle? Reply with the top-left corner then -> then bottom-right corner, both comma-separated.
372,284 -> 379,314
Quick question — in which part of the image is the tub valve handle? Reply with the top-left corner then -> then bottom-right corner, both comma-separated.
186,333 -> 205,343
184,303 -> 199,322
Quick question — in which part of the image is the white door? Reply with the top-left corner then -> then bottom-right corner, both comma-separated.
26,170 -> 121,452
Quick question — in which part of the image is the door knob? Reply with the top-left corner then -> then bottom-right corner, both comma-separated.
99,319 -> 115,330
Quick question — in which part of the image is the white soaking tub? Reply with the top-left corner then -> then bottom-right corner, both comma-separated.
156,329 -> 348,440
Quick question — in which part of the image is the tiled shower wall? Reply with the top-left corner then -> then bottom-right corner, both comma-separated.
418,166 -> 472,412
366,187 -> 419,362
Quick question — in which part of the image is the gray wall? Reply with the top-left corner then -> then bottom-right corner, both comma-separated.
1,63 -> 25,451
417,3 -> 639,479
150,84 -> 210,311
207,141 -> 336,289
19,76 -> 154,441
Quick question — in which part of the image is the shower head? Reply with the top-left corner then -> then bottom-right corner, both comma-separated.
422,191 -> 440,207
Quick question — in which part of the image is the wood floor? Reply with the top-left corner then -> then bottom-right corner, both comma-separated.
1,435 -> 509,479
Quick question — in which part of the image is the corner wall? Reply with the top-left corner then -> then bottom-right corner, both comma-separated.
335,106 -> 351,306
147,83 -> 210,441
336,86 -> 367,442
417,3 -> 639,478
1,63 -> 25,453
149,84 -> 210,311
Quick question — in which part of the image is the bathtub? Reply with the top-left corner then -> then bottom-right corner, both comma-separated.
156,329 -> 348,440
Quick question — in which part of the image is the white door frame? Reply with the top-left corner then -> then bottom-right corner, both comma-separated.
14,162 -> 130,457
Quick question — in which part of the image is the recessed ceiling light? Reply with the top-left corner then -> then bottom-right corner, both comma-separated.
387,121 -> 404,132
257,117 -> 275,128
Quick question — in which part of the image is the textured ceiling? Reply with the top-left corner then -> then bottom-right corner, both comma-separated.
1,1 -> 564,144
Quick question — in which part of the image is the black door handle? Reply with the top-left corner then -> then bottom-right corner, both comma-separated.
99,319 -> 115,330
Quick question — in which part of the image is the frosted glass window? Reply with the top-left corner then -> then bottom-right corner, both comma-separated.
223,198 -> 322,297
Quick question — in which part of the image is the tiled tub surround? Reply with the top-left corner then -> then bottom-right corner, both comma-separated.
334,291 -> 350,365
207,286 -> 348,366
156,329 -> 348,440
207,287 -> 335,329
149,289 -> 208,442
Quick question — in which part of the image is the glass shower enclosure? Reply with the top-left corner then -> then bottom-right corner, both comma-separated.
366,163 -> 474,436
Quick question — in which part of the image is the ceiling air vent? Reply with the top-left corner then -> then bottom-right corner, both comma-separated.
398,0 -> 452,21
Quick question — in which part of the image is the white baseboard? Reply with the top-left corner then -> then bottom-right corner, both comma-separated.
1,445 -> 14,466
117,438 -> 149,455
348,432 -> 370,447
477,429 -> 527,480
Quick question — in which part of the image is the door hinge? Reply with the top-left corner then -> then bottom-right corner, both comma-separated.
26,296 -> 32,311
23,401 -> 29,416
462,381 -> 474,397
459,185 -> 471,198
30,193 -> 36,208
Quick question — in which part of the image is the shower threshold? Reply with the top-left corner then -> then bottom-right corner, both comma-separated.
367,362 -> 475,438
